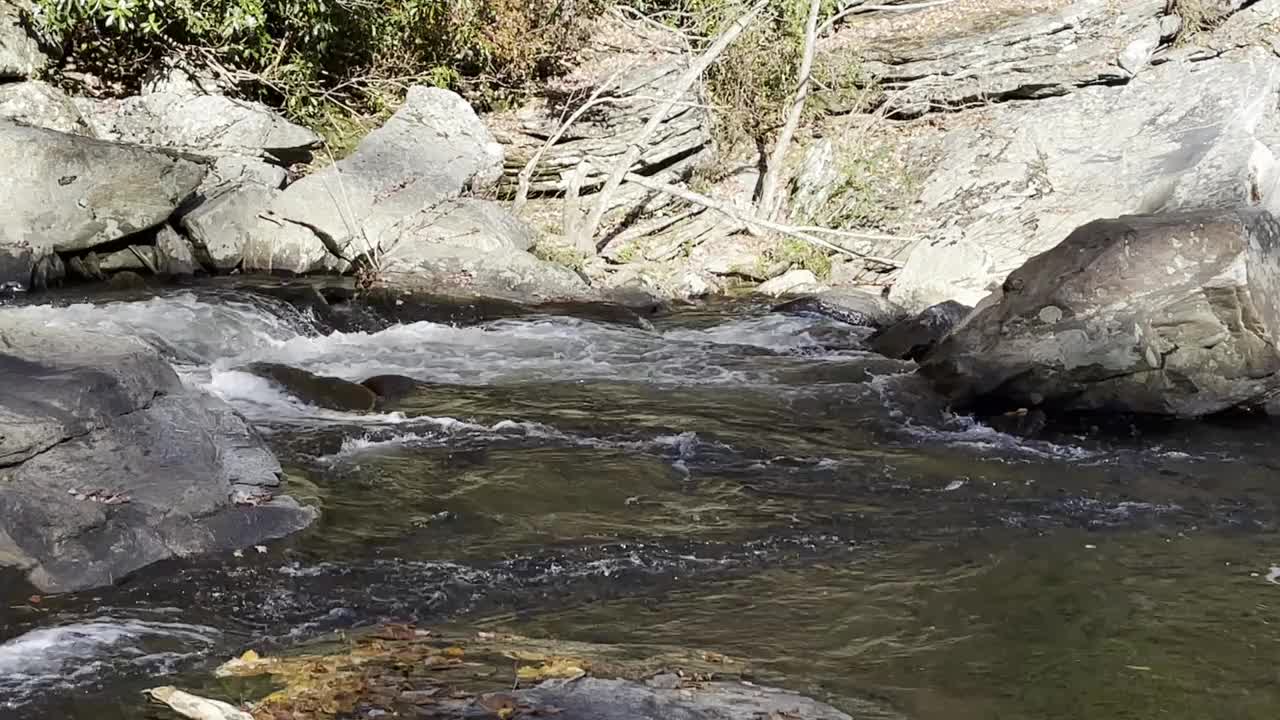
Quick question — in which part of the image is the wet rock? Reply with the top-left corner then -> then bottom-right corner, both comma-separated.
773,289 -> 904,330
512,677 -> 851,720
28,252 -> 64,291
0,120 -> 207,289
245,363 -> 378,413
0,81 -> 95,136
754,269 -> 825,298
870,300 -> 971,361
920,209 -> 1280,416
985,408 -> 1049,438
361,374 -> 428,404
889,46 -> 1280,310
0,0 -> 45,80
107,270 -> 148,290
0,318 -> 316,592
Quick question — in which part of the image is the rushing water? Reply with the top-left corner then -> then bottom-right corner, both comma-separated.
3,284 -> 1280,719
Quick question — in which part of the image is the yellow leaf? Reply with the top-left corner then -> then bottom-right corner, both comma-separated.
240,650 -> 260,663
497,708 -> 515,720
443,646 -> 465,658
516,657 -> 587,682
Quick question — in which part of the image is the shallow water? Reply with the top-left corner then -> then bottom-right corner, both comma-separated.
3,285 -> 1280,718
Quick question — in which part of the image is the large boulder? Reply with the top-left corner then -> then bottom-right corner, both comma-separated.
0,80 -> 95,135
0,121 -> 207,289
919,209 -> 1280,417
246,86 -> 504,271
0,318 -> 317,592
887,45 -> 1280,310
0,0 -> 45,80
78,92 -> 320,162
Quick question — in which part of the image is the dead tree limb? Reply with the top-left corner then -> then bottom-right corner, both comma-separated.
756,0 -> 822,221
512,63 -> 636,215
572,0 -> 770,252
621,172 -> 902,267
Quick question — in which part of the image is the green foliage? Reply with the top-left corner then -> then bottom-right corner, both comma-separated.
33,0 -> 608,123
822,140 -> 919,231
765,237 -> 831,279
630,0 -> 860,153
531,241 -> 589,272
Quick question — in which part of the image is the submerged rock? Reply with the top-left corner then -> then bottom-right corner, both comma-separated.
361,374 -> 428,404
920,209 -> 1280,416
0,318 -> 316,592
245,363 -> 378,413
514,677 -> 851,720
870,300 -> 971,361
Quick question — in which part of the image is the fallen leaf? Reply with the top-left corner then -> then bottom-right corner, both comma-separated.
516,657 -> 586,683
27,595 -> 40,604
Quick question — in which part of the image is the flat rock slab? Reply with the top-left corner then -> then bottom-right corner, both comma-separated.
0,317 -> 316,591
888,46 -> 1280,310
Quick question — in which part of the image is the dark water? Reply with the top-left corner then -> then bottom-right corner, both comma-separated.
3,286 -> 1280,719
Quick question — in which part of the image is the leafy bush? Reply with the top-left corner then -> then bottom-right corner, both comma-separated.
33,0 -> 608,122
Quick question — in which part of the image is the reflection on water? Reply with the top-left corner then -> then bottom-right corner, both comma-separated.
3,285 -> 1280,718
490,530 -> 1280,720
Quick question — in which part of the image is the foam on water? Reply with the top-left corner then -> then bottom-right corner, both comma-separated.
0,618 -> 220,708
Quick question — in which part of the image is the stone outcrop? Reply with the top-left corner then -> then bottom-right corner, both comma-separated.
920,209 -> 1280,417
0,80 -> 95,135
0,121 -> 207,290
0,318 -> 317,592
870,300 -> 971,361
0,0 -> 45,80
78,91 -> 321,161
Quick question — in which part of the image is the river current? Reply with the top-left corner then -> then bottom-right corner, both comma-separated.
2,285 -> 1280,719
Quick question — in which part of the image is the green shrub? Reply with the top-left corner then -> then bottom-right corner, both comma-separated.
33,0 -> 608,123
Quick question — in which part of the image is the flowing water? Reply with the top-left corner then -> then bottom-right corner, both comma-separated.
3,284 -> 1280,719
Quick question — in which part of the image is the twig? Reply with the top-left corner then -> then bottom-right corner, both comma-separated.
512,63 -> 636,214
756,0 -> 822,220
620,172 -> 902,267
572,0 -> 770,252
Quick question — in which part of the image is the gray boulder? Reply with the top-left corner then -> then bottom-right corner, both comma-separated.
773,289 -> 905,330
249,86 -> 504,270
919,209 -> 1280,417
376,243 -> 592,303
182,183 -> 279,271
0,121 -> 207,289
155,225 -> 199,276
0,318 -> 316,592
0,81 -> 95,135
889,46 -> 1280,311
870,300 -> 972,361
0,0 -> 44,80
79,92 -> 320,161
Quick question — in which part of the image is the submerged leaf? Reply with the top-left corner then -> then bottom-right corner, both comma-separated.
516,657 -> 587,683
144,686 -> 254,720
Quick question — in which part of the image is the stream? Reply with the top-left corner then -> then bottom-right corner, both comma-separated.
3,284 -> 1280,719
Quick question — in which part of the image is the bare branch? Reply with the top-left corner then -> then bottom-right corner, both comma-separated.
621,172 -> 902,267
756,0 -> 822,221
512,62 -> 636,215
571,0 -> 770,252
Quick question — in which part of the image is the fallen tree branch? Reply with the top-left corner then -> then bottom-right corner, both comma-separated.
572,0 -> 770,252
756,0 -> 822,220
512,63 -> 637,215
621,172 -> 902,267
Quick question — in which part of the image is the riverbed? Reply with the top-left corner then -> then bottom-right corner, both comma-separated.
3,284 -> 1280,719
